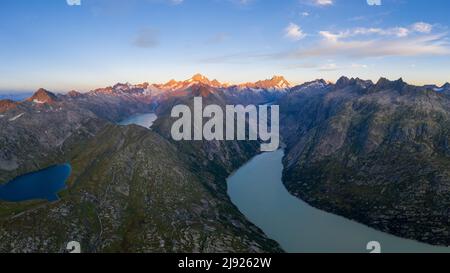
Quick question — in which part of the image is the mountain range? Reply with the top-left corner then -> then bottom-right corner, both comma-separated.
2,74 -> 450,251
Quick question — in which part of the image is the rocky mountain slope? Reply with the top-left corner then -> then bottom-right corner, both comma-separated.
279,76 -> 450,246
0,81 -> 282,253
0,124 -> 280,252
3,73 -> 450,251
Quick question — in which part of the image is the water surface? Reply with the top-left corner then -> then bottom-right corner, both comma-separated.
0,164 -> 72,202
227,150 -> 450,253
118,113 -> 157,129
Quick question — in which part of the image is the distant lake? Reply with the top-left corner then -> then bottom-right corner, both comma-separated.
227,150 -> 450,253
118,113 -> 157,129
0,164 -> 71,202
0,93 -> 33,101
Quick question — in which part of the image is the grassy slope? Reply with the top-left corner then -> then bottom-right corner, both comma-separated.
0,124 -> 281,253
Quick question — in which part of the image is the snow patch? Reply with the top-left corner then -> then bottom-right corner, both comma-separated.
33,99 -> 46,104
9,113 -> 24,121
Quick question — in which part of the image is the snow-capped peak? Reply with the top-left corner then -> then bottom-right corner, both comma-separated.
238,75 -> 291,91
190,73 -> 208,83
270,75 -> 291,89
27,88 -> 58,104
158,74 -> 227,91
291,79 -> 329,92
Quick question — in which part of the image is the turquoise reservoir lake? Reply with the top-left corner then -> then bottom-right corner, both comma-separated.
0,164 -> 72,202
227,150 -> 450,253
118,113 -> 157,129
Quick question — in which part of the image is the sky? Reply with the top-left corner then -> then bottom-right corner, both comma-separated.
1,0 -> 450,93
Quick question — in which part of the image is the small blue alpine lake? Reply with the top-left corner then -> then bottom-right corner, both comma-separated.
227,150 -> 450,253
0,164 -> 72,202
0,112 -> 158,204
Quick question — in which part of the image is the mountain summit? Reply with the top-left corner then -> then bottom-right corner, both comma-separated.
158,74 -> 228,90
156,74 -> 290,91
239,75 -> 291,90
27,88 -> 59,104
190,73 -> 210,83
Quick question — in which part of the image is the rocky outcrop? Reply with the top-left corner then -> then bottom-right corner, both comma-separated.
0,100 -> 18,113
26,88 -> 59,104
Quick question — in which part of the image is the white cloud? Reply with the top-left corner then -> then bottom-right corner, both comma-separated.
291,33 -> 450,58
199,21 -> 448,65
300,0 -> 333,7
315,0 -> 333,5
392,27 -> 410,37
284,23 -> 306,41
319,31 -> 343,42
412,22 -> 433,33
171,0 -> 184,4
66,0 -> 81,6
318,22 -> 435,42
367,0 -> 381,6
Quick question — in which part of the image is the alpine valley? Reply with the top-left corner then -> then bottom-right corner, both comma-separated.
2,74 -> 450,252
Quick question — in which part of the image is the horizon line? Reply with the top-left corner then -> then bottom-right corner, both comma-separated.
1,74 -> 449,94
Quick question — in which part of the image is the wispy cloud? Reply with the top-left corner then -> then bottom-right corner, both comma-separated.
301,0 -> 334,7
318,22 -> 436,41
290,33 -> 450,59
202,22 -> 449,65
412,22 -> 433,33
314,0 -> 333,5
279,22 -> 448,59
367,0 -> 382,6
284,23 -> 306,41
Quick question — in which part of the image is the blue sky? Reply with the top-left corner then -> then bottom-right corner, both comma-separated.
1,0 -> 450,92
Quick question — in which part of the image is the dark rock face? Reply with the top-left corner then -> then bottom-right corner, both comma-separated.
279,77 -> 450,246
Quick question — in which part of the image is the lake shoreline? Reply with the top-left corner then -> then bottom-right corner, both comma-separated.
227,150 -> 450,253
0,163 -> 72,203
